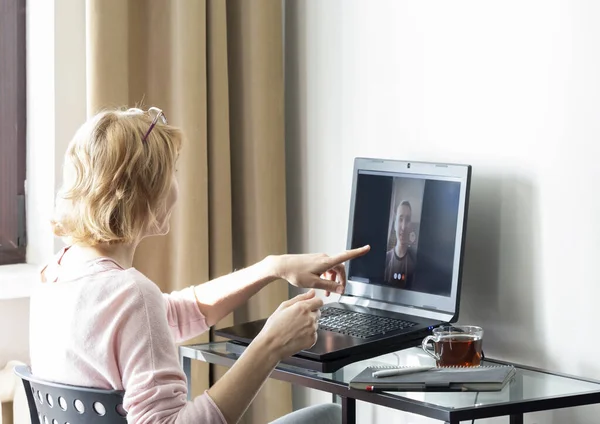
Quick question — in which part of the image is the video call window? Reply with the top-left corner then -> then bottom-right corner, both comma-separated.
384,178 -> 425,288
348,172 -> 461,297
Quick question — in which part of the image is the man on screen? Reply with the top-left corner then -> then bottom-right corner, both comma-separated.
384,200 -> 416,287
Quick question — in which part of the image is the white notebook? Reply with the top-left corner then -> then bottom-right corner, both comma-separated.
349,365 -> 516,392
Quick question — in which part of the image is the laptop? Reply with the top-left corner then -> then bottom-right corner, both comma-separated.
216,157 -> 471,369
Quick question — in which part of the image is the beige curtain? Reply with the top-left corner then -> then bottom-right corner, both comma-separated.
86,0 -> 290,422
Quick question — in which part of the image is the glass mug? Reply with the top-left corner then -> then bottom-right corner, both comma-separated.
421,325 -> 483,367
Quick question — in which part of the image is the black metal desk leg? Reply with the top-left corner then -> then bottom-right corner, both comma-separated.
332,368 -> 343,405
181,356 -> 192,400
510,414 -> 524,424
341,397 -> 356,424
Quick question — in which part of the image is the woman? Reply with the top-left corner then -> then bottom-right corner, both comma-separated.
29,107 -> 369,424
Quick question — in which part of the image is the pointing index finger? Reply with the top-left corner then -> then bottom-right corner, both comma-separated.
327,245 -> 370,266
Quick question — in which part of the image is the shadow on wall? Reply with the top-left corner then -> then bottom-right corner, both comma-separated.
459,172 -> 548,367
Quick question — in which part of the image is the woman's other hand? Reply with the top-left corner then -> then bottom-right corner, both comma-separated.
257,289 -> 323,359
269,245 -> 370,296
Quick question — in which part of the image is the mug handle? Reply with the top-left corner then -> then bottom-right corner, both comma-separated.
421,335 -> 440,361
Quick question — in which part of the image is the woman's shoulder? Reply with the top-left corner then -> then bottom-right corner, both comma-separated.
67,267 -> 164,309
69,268 -> 167,321
113,268 -> 164,300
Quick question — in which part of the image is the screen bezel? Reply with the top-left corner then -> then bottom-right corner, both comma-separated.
344,158 -> 471,322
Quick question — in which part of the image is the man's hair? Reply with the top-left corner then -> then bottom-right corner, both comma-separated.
51,108 -> 183,246
396,200 -> 412,216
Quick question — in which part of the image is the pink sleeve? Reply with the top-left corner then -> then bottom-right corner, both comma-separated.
119,276 -> 226,424
162,287 -> 210,343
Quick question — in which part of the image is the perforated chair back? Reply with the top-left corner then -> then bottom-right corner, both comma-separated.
14,365 -> 127,424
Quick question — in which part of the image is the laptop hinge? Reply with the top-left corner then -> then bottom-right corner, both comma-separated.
338,295 -> 454,323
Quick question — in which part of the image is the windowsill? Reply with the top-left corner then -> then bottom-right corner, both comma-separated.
0,263 -> 39,299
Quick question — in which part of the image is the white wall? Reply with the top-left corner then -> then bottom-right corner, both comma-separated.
26,0 -> 85,265
285,1 -> 600,423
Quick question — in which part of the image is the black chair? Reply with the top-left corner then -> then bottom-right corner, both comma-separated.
13,365 -> 127,424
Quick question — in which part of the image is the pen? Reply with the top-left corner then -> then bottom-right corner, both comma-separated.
366,385 -> 387,392
365,384 -> 468,392
372,365 -> 436,378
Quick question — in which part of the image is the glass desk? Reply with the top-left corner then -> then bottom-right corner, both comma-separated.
179,342 -> 600,424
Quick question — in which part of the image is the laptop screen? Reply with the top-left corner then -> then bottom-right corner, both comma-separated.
345,158 -> 471,319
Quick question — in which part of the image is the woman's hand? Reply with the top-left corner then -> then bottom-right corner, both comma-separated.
257,289 -> 323,359
270,245 -> 370,296
210,290 -> 323,423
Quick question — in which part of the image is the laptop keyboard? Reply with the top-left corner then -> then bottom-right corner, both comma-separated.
318,306 -> 417,339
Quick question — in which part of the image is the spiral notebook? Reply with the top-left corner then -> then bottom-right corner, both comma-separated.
349,365 -> 516,392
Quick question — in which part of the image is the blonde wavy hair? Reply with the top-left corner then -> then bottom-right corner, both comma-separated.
51,108 -> 183,246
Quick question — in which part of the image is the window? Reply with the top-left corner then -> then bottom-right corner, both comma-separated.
0,0 -> 27,265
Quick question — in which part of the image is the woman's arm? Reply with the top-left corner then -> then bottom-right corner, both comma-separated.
161,261 -> 276,340
194,246 -> 370,326
119,275 -> 227,424
191,256 -> 278,327
207,332 -> 280,423
207,291 -> 323,423
120,273 -> 319,424
192,246 -> 369,327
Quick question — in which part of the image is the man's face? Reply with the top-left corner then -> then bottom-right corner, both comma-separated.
394,204 -> 412,246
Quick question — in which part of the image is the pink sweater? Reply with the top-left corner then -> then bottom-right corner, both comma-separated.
30,250 -> 226,424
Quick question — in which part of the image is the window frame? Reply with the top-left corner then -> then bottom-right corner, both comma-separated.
0,0 -> 27,265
